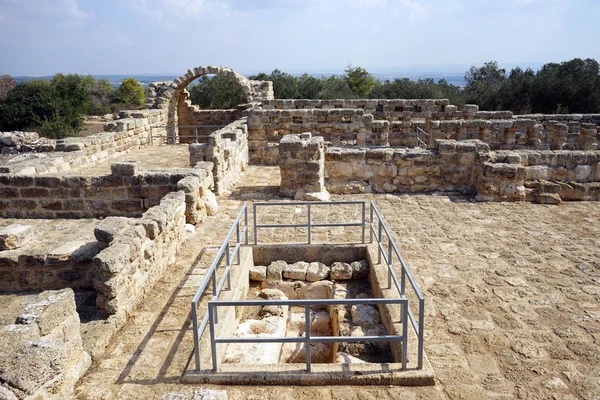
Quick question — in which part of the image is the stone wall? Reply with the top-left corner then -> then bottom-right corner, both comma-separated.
0,288 -> 91,399
0,161 -> 213,219
474,150 -> 600,203
279,133 -> 329,201
326,140 -> 486,194
0,109 -> 168,175
189,118 -> 249,195
248,109 -> 388,165
176,89 -> 243,143
90,190 -> 189,316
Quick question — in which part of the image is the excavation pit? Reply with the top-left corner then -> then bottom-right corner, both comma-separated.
184,243 -> 435,386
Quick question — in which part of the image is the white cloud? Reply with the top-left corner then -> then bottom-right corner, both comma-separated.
3,0 -> 90,20
397,0 -> 427,25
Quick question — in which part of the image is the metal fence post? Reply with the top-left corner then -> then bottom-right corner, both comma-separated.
253,203 -> 258,245
212,270 -> 219,324
369,202 -> 374,244
377,220 -> 383,264
307,204 -> 312,245
402,301 -> 408,371
387,237 -> 393,290
192,301 -> 201,372
418,298 -> 425,370
209,303 -> 218,372
361,202 -> 366,244
236,222 -> 241,265
244,205 -> 249,245
305,305 -> 311,372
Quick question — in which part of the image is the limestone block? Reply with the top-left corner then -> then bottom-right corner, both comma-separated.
0,224 -> 33,250
223,316 -> 287,364
306,262 -> 330,281
330,262 -> 352,280
110,161 -> 140,176
249,265 -> 267,281
575,165 -> 593,181
336,352 -> 368,364
351,304 -> 381,325
283,261 -> 308,280
266,260 -> 287,281
203,190 -> 218,216
351,260 -> 369,279
536,193 -> 562,205
94,217 -> 133,245
295,281 -> 333,299
46,240 -> 100,267
92,244 -> 131,275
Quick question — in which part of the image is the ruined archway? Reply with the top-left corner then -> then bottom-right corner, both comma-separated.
146,66 -> 273,142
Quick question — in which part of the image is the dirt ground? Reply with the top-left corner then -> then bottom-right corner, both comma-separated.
76,166 -> 600,400
68,145 -> 191,176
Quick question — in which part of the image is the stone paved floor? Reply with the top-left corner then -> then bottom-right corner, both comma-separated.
67,145 -> 190,176
76,166 -> 600,400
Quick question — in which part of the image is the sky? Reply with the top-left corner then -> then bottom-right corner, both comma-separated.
0,0 -> 599,77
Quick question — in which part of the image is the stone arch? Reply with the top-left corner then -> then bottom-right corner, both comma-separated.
146,66 -> 273,141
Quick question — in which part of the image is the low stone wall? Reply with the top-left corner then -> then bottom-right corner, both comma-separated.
189,118 -> 249,195
325,140 -> 486,194
0,288 -> 91,399
475,150 -> 600,203
90,190 -> 189,317
0,109 -> 168,175
0,162 -> 213,219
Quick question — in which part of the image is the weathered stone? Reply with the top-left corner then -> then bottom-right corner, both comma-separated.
283,261 -> 309,280
306,262 -> 330,281
350,304 -> 381,325
249,265 -> 267,281
94,217 -> 132,245
92,244 -> 131,275
330,262 -> 352,280
351,260 -> 369,279
203,190 -> 218,216
111,161 -> 140,176
266,260 -> 287,281
536,193 -> 562,205
0,225 -> 33,250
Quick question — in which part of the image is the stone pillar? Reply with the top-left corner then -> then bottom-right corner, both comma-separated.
278,133 -> 330,201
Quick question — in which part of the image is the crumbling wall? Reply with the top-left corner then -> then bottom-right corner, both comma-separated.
0,288 -> 91,399
248,109 -> 389,165
325,140 -> 487,194
0,162 -> 213,219
474,150 -> 600,203
279,133 -> 329,201
0,109 -> 168,175
189,118 -> 249,195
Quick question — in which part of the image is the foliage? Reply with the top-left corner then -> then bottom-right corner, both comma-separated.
0,80 -> 62,132
298,74 -> 322,99
116,78 -> 146,109
250,69 -> 299,99
344,64 -> 378,98
189,74 -> 246,109
463,61 -> 507,110
317,75 -> 356,99
0,74 -> 16,100
86,78 -> 115,115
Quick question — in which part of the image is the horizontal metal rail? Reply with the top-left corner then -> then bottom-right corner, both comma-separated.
191,203 -> 248,372
369,200 -> 425,369
208,297 -> 408,372
253,201 -> 366,245
150,124 -> 228,144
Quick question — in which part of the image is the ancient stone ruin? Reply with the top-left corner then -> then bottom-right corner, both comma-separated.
0,65 -> 599,398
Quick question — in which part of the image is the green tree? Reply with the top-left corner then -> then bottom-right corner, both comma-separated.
344,64 -> 378,98
298,74 -> 323,99
250,69 -> 299,99
530,58 -> 600,114
317,75 -> 356,99
86,78 -> 115,115
189,74 -> 246,109
498,67 -> 535,114
116,78 -> 146,109
0,74 -> 16,100
464,61 -> 507,110
51,73 -> 89,130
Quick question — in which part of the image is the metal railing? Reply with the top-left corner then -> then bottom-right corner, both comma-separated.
190,203 -> 248,372
369,200 -> 425,369
190,200 -> 425,372
253,201 -> 366,245
416,127 -> 429,149
208,297 -> 408,372
150,124 -> 227,145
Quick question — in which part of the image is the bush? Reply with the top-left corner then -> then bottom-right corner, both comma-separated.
117,78 -> 146,109
189,75 -> 246,109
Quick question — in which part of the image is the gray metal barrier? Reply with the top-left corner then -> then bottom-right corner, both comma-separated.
190,200 -> 425,372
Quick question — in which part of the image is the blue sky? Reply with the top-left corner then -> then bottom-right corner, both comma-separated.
0,0 -> 599,76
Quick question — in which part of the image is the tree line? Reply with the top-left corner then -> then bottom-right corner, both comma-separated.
2,58 -> 599,139
0,75 -> 146,138
191,59 -> 600,115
